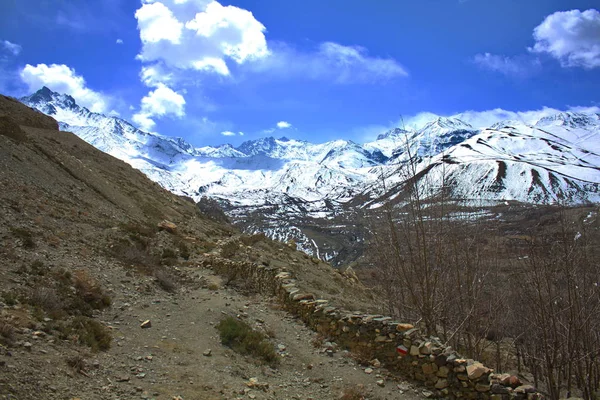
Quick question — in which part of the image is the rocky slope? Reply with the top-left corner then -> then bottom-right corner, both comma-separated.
1,94 -> 425,399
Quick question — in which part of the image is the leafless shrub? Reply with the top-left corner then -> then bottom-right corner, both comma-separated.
154,268 -> 177,293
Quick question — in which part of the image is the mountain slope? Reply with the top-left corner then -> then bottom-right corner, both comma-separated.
364,117 -> 600,207
1,93 -> 400,400
19,87 -> 600,265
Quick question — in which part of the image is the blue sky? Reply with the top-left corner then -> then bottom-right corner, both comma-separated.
1,0 -> 599,146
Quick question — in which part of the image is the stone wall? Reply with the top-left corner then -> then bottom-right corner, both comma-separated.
202,256 -> 544,400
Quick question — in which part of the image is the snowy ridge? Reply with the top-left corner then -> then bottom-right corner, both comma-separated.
20,87 -> 600,263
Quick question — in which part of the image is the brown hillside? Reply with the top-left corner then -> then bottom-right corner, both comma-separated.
0,95 -> 413,400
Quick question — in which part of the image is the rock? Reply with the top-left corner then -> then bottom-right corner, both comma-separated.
422,390 -> 435,398
277,344 -> 286,352
292,293 -> 315,301
23,342 -> 32,350
437,366 -> 449,378
515,385 -> 536,394
410,345 -> 420,356
396,323 -> 415,331
466,362 -> 490,380
157,220 -> 177,233
475,383 -> 490,392
422,363 -> 438,375
491,384 -> 510,394
376,379 -> 385,387
140,320 -> 152,329
364,368 -> 373,374
502,375 -> 522,388
115,375 -> 130,382
246,377 -> 269,391
435,379 -> 448,389
420,342 -> 432,355
203,349 -> 212,357
370,359 -> 381,368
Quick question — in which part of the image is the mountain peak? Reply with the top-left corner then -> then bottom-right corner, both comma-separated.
26,86 -> 57,104
536,112 -> 600,129
23,87 -> 78,111
376,127 -> 411,140
426,116 -> 473,130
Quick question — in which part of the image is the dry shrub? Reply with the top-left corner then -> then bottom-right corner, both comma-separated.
72,270 -> 111,312
67,316 -> 112,352
339,385 -> 366,400
154,268 -> 177,293
216,316 -> 278,367
0,319 -> 15,346
10,227 -> 35,249
29,287 -> 64,318
240,233 -> 266,247
66,354 -> 87,372
220,240 -> 239,258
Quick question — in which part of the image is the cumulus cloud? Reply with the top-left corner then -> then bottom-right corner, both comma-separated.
276,121 -> 291,129
20,63 -> 109,113
132,83 -> 186,131
140,64 -> 173,87
135,0 -> 269,77
530,9 -> 600,69
473,53 -> 541,76
220,130 -> 236,136
251,41 -> 408,83
1,40 -> 22,56
116,38 -> 124,44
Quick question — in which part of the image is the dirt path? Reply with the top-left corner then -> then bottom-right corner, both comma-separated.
85,266 -> 425,400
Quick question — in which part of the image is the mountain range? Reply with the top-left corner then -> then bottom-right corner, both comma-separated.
20,87 -> 600,264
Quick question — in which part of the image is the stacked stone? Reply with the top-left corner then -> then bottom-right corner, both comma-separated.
201,255 -> 544,400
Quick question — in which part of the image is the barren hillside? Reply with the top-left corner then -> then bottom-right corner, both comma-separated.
0,95 -> 420,399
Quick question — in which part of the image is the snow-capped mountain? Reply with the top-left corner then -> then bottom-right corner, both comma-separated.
21,86 -> 196,164
19,87 -> 600,265
365,112 -> 600,207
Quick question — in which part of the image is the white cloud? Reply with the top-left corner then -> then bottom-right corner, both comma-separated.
239,131 -> 244,136
473,53 -> 540,76
132,83 -> 186,131
20,63 -> 109,113
221,130 -> 236,136
134,1 -> 405,85
1,40 -> 22,56
251,41 -> 408,83
116,38 -> 124,44
135,2 -> 183,45
135,0 -> 269,77
530,9 -> 600,69
140,64 -> 173,87
276,121 -> 291,129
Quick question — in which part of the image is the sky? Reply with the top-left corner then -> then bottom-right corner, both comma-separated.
1,0 -> 599,146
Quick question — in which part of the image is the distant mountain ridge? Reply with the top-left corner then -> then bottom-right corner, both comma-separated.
20,87 -> 600,265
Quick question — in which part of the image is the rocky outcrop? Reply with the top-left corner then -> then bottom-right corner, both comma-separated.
201,255 -> 544,400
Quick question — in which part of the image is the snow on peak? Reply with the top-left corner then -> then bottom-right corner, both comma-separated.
18,87 -> 600,211
419,117 -> 474,134
536,112 -> 600,129
376,127 -> 412,140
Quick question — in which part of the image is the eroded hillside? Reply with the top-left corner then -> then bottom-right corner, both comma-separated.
0,95 -> 416,399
